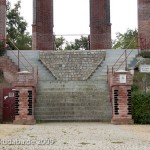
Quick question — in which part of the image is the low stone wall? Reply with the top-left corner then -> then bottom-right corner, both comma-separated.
40,50 -> 105,81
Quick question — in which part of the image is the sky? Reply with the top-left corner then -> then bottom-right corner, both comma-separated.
10,0 -> 137,40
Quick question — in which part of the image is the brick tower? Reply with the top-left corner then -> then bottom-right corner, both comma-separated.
90,0 -> 111,49
138,0 -> 150,49
0,0 -> 6,41
32,0 -> 54,50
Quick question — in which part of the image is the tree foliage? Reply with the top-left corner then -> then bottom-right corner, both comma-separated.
112,29 -> 138,49
55,36 -> 65,50
6,0 -> 32,50
64,36 -> 89,50
132,92 -> 150,124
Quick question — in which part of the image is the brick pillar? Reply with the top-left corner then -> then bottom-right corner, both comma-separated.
138,0 -> 150,49
111,71 -> 134,124
0,0 -> 6,41
90,0 -> 111,50
32,0 -> 54,50
13,72 -> 36,125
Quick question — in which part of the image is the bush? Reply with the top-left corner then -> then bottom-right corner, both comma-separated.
132,92 -> 150,124
140,50 -> 150,58
131,83 -> 139,92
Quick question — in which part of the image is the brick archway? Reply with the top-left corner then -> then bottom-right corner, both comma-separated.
32,0 -> 112,50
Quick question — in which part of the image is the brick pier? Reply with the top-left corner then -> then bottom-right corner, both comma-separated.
138,0 -> 150,49
32,0 -> 54,50
0,0 -> 6,41
90,0 -> 111,49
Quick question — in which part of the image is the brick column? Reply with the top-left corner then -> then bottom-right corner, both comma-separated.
138,0 -> 150,49
13,72 -> 36,125
90,0 -> 111,50
111,71 -> 134,124
32,0 -> 54,50
0,0 -> 6,41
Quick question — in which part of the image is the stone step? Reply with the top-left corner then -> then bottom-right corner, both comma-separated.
35,115 -> 111,121
37,81 -> 108,91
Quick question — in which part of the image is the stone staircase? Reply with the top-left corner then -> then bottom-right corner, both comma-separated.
90,49 -> 139,81
6,49 -> 139,122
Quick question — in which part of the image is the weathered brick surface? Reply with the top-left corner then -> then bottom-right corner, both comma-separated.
39,50 -> 105,81
32,0 -> 54,50
13,87 -> 36,125
0,56 -> 18,83
90,0 -> 111,49
0,55 -> 17,122
138,0 -> 150,49
0,0 -> 6,41
13,72 -> 36,125
110,71 -> 134,124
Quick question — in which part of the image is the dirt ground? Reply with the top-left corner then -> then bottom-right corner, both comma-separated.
0,123 -> 149,150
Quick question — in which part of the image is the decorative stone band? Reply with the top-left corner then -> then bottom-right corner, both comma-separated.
40,50 -> 106,81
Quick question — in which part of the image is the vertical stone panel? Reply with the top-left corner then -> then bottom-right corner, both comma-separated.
0,0 -> 6,41
32,0 -> 54,50
138,0 -> 150,49
90,0 -> 111,49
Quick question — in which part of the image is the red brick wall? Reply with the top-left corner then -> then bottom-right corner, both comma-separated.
32,0 -> 54,50
138,0 -> 150,49
90,0 -> 111,49
0,56 -> 18,84
110,71 -> 134,124
0,0 -> 6,41
0,55 -> 17,122
13,72 -> 36,125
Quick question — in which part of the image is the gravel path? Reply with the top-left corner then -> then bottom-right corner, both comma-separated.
0,123 -> 150,150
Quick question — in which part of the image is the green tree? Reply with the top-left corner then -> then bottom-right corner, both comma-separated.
6,0 -> 32,50
55,36 -> 65,50
64,36 -> 89,50
112,29 -> 138,49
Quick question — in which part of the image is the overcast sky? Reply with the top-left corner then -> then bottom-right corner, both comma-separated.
10,0 -> 137,40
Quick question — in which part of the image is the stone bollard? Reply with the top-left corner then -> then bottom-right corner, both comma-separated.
13,71 -> 36,125
111,70 -> 134,124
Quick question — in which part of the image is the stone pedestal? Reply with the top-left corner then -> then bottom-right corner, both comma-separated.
0,0 -> 6,41
111,70 -> 134,124
13,72 -> 36,125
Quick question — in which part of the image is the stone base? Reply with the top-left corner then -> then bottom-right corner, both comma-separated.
111,118 -> 134,125
13,119 -> 36,125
